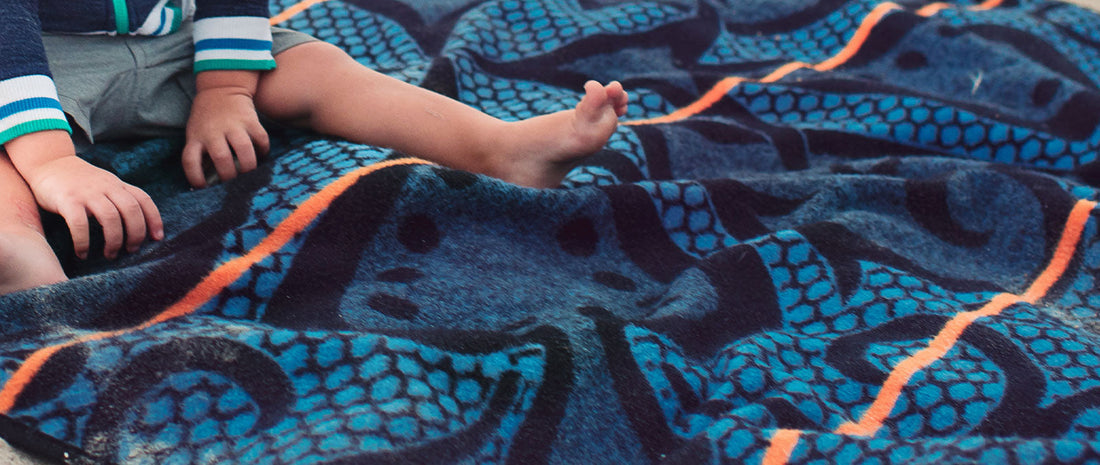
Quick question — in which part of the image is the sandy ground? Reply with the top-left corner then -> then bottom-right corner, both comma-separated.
1067,0 -> 1100,9
0,443 -> 43,464
1066,0 -> 1100,9
2,1 -> 1098,463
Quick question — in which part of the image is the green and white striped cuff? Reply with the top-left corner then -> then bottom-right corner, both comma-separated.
193,17 -> 277,73
0,75 -> 71,146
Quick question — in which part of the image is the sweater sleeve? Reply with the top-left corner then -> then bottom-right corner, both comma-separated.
191,0 -> 277,73
0,0 -> 71,145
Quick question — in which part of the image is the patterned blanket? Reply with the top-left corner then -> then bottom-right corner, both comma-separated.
3,0 -> 1100,463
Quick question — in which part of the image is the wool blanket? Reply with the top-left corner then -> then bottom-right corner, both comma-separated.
3,0 -> 1100,463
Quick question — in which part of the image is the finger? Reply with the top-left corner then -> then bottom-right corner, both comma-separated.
58,202 -> 91,260
249,122 -> 270,160
182,141 -> 207,188
206,138 -> 238,182
106,189 -> 147,253
126,184 -> 164,241
227,129 -> 257,173
86,195 -> 124,259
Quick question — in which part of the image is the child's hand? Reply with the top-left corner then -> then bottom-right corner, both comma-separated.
23,156 -> 163,260
182,86 -> 270,188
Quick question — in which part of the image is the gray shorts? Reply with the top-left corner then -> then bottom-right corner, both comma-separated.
41,23 -> 317,149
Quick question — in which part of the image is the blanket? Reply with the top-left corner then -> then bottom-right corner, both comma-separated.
3,0 -> 1100,463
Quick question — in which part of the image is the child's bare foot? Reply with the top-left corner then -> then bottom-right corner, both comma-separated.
491,80 -> 629,188
0,228 -> 67,295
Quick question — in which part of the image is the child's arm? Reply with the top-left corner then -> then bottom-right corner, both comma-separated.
1,1 -> 161,261
5,130 -> 163,259
181,70 -> 270,188
182,0 -> 278,188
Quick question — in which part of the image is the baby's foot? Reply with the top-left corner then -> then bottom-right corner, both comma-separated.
0,228 -> 67,295
492,80 -> 629,188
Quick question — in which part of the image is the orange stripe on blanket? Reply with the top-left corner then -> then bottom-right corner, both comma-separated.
834,199 -> 1097,437
141,157 -> 432,328
270,0 -> 331,26
814,3 -> 902,71
626,0 -> 1007,126
1021,200 -> 1095,301
762,429 -> 803,465
625,3 -> 897,126
0,332 -> 122,414
971,0 -> 1007,11
832,293 -> 1021,436
916,3 -> 952,16
0,158 -> 432,414
762,62 -> 811,82
762,199 -> 1094,463
624,77 -> 744,125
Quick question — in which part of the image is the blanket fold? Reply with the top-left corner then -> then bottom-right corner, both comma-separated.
3,0 -> 1100,463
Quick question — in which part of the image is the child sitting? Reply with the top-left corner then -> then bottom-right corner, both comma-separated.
0,0 -> 629,294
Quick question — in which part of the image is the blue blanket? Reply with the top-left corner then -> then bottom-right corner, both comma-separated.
3,0 -> 1100,463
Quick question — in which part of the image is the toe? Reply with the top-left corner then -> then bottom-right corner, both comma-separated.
603,81 -> 628,117
577,80 -> 611,120
615,91 -> 629,117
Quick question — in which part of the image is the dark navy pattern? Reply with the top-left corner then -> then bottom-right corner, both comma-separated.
2,0 -> 1100,464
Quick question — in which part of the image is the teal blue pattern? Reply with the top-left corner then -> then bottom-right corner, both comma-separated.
2,0 -> 1100,463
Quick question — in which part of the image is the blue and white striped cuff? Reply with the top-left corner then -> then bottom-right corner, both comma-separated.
0,75 -> 71,146
193,17 -> 277,73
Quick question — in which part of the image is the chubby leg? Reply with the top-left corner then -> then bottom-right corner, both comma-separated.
254,41 -> 627,188
0,152 -> 66,294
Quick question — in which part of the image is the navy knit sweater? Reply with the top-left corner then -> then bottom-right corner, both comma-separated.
0,0 -> 277,145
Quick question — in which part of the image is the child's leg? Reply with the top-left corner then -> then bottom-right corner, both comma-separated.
0,153 -> 67,294
254,41 -> 627,188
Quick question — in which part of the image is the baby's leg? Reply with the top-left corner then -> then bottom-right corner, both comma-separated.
255,42 -> 627,188
0,153 -> 67,294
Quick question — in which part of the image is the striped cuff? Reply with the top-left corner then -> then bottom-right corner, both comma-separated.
193,17 -> 277,73
0,75 -> 72,146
